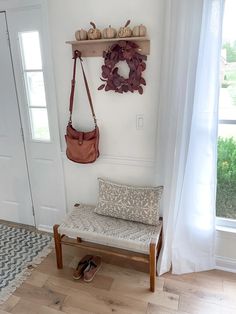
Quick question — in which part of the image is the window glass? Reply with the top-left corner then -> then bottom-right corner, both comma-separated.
20,31 -> 42,70
217,0 -> 236,220
29,108 -> 50,141
25,72 -> 46,107
19,31 -> 50,141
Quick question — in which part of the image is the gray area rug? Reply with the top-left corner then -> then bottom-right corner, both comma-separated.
0,223 -> 52,304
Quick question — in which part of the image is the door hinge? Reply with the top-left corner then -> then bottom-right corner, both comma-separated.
20,127 -> 25,142
6,31 -> 10,46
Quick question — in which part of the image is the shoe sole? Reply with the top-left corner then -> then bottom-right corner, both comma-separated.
73,274 -> 82,280
83,263 -> 101,282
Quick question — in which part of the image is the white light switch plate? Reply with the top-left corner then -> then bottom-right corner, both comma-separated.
136,114 -> 144,130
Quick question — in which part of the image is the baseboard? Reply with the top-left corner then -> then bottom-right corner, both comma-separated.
37,224 -> 53,233
215,255 -> 236,273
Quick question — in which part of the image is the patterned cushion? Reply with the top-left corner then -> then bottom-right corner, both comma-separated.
94,178 -> 163,226
58,204 -> 162,254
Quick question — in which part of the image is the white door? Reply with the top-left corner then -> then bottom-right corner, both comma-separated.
0,12 -> 34,226
6,4 -> 67,231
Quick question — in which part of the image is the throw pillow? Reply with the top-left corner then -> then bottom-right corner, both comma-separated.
94,178 -> 163,226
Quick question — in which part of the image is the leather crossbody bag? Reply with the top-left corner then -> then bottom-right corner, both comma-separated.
65,50 -> 99,163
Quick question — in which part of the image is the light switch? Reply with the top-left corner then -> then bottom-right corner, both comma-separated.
136,114 -> 144,130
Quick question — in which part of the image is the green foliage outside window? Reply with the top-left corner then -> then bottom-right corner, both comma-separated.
223,41 -> 236,63
216,137 -> 236,219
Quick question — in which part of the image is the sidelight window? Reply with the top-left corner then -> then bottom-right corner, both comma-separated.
19,31 -> 50,141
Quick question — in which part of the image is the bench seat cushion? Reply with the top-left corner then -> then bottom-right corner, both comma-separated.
58,204 -> 162,254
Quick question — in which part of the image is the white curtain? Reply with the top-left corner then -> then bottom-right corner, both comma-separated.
156,0 -> 225,275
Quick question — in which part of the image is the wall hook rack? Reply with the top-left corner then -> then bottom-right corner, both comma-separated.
66,37 -> 150,57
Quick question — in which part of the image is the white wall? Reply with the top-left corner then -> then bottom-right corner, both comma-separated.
216,230 -> 236,272
47,0 -> 164,208
1,0 -> 235,273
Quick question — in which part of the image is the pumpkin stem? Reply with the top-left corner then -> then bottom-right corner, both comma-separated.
90,22 -> 96,29
125,20 -> 131,27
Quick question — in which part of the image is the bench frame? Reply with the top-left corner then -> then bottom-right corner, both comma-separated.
53,222 -> 162,292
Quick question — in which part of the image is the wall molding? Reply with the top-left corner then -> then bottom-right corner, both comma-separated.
61,152 -> 155,168
215,255 -> 236,273
99,154 -> 155,167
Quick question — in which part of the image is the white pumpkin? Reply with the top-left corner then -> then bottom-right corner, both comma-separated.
103,25 -> 117,39
75,29 -> 88,41
88,22 -> 102,40
132,24 -> 147,37
118,20 -> 132,38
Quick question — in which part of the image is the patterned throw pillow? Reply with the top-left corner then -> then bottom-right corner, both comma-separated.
94,178 -> 163,226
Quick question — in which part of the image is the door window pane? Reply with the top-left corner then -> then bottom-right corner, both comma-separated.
25,72 -> 46,107
20,31 -> 42,70
19,30 -> 50,142
29,108 -> 50,141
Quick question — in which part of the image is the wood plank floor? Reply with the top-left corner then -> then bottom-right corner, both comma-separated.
1,244 -> 236,314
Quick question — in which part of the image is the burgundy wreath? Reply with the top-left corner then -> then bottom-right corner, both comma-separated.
98,41 -> 147,94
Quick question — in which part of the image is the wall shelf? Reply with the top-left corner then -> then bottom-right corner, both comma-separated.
66,37 -> 150,57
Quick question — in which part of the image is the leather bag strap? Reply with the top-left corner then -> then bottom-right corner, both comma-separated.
68,50 -> 97,127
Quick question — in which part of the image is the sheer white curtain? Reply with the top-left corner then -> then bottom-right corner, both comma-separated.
156,0 -> 224,275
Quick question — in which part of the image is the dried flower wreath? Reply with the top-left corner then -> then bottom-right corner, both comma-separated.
98,41 -> 147,94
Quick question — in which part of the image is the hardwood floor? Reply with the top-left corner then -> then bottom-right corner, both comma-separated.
1,243 -> 236,314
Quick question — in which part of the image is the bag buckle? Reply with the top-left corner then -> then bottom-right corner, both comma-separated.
78,133 -> 83,145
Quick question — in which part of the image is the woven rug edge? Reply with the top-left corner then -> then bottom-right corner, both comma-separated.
0,238 -> 53,304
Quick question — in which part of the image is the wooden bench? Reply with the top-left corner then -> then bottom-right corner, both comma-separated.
53,203 -> 162,292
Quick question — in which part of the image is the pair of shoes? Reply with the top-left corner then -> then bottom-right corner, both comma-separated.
83,256 -> 102,282
73,254 -> 93,280
73,255 -> 101,282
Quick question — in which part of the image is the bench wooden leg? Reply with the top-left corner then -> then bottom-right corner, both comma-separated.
53,224 -> 63,269
150,241 -> 157,292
